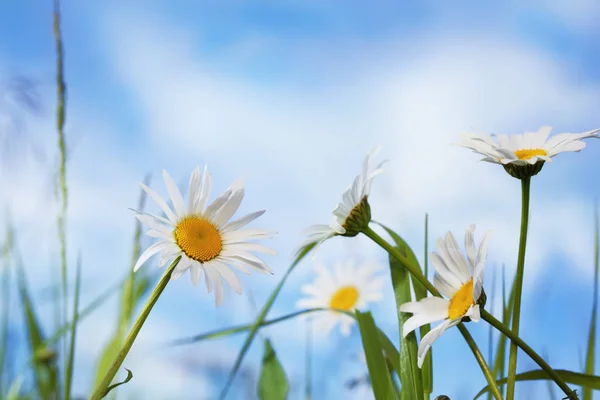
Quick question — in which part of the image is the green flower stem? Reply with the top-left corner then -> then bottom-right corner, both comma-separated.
482,309 -> 578,399
90,257 -> 180,400
506,176 -> 531,400
362,226 -> 502,400
167,308 -> 326,346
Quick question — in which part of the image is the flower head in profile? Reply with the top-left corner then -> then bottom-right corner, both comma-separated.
296,259 -> 383,336
459,126 -> 599,179
399,225 -> 491,367
293,147 -> 385,258
133,167 -> 276,306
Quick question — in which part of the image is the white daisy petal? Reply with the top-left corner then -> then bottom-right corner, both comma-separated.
417,319 -> 460,368
134,241 -> 171,272
221,210 -> 265,233
162,170 -> 186,219
140,183 -> 178,224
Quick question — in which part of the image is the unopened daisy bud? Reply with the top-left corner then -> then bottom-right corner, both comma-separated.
293,147 -> 385,258
502,161 -> 545,179
458,126 -> 600,180
339,195 -> 371,237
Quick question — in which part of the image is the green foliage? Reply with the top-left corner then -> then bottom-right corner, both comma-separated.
356,310 -> 397,400
93,179 -> 152,391
218,242 -> 315,400
16,260 -> 58,400
474,369 -> 600,399
64,255 -> 82,400
101,369 -> 133,399
377,223 -> 424,400
258,340 -> 289,400
583,203 -> 599,400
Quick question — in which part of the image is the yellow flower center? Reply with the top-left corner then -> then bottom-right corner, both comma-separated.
513,148 -> 547,160
173,216 -> 223,263
329,286 -> 360,311
448,279 -> 475,320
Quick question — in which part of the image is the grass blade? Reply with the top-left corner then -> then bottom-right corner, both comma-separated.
421,213 -> 432,400
0,222 -> 13,394
376,223 -> 424,400
101,368 -> 133,398
474,369 -> 598,399
218,242 -> 315,400
356,310 -> 396,400
583,202 -> 599,400
64,254 -> 82,400
487,265 -> 497,400
258,339 -> 289,400
93,177 -> 151,390
16,256 -> 58,399
304,320 -> 312,400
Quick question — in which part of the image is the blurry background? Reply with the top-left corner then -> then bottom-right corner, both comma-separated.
1,0 -> 599,398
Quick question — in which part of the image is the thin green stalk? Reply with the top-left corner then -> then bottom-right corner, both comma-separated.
487,266 -> 497,400
64,254 -> 82,400
218,243 -> 315,400
422,212 -> 432,400
167,308 -> 326,346
482,309 -> 578,399
0,223 -> 13,393
90,257 -> 180,400
305,319 -> 312,400
583,201 -> 599,400
457,324 -> 501,400
53,0 -> 69,382
507,176 -> 531,400
362,226 -> 502,400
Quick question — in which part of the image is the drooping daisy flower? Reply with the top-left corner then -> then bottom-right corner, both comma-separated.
296,259 -> 383,336
294,147 -> 385,258
459,126 -> 600,179
133,167 -> 276,306
399,225 -> 491,367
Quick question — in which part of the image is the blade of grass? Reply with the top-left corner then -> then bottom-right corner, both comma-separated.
475,369 -> 599,399
217,243 -> 315,400
0,222 -> 13,394
421,213 -> 432,400
64,253 -> 82,400
376,223 -> 423,400
356,310 -> 396,400
16,255 -> 58,399
304,320 -> 312,400
583,201 -> 599,400
487,265 -> 497,400
93,177 -> 151,390
492,265 -> 516,397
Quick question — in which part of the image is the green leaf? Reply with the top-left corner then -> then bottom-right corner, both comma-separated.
258,340 -> 289,400
219,242 -> 315,400
474,369 -> 599,399
583,202 -> 599,400
64,254 -> 83,400
16,259 -> 58,400
421,213 -> 432,400
0,222 -> 13,395
376,223 -> 424,400
101,368 -> 133,398
94,181 -> 152,390
356,310 -> 397,400
5,375 -> 23,400
491,265 -> 516,397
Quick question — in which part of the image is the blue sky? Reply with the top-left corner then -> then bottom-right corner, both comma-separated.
2,0 -> 600,399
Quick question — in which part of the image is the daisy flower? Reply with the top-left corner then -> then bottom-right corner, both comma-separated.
294,147 -> 385,258
399,225 -> 491,367
296,259 -> 384,336
133,167 -> 276,306
459,126 -> 600,179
